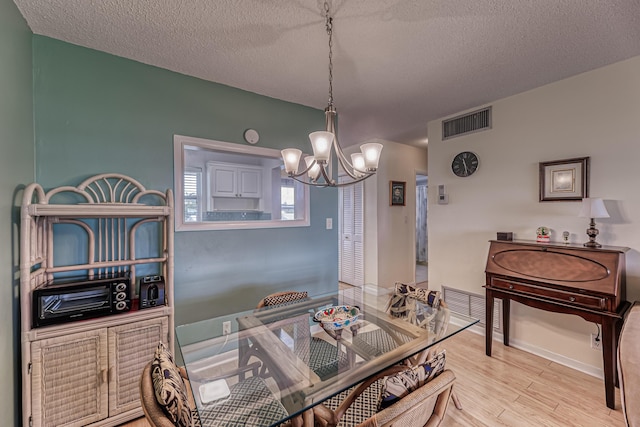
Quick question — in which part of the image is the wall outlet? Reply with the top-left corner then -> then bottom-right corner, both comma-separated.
591,333 -> 601,350
223,321 -> 231,336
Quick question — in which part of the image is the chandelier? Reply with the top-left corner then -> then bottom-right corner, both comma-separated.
281,2 -> 382,187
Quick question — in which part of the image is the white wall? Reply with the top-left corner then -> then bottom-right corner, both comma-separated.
428,55 -> 640,375
349,140 -> 428,289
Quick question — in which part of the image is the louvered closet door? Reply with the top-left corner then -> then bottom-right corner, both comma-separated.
31,329 -> 109,427
339,180 -> 364,286
108,317 -> 169,416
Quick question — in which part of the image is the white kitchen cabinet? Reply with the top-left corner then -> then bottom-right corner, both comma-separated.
20,174 -> 174,427
208,161 -> 262,198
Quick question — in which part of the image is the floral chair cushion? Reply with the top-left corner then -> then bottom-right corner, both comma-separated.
377,349 -> 447,410
151,342 -> 192,427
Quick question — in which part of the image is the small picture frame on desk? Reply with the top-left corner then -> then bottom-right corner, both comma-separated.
539,157 -> 589,202
390,181 -> 406,206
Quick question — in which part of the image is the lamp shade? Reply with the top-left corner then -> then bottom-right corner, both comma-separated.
350,153 -> 365,178
281,148 -> 302,174
304,156 -> 321,180
309,131 -> 334,162
579,198 -> 610,219
360,143 -> 383,170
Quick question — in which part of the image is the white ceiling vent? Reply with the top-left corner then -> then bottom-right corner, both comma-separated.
442,107 -> 492,140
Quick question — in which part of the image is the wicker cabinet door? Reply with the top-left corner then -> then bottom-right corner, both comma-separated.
31,329 -> 109,427
107,316 -> 169,416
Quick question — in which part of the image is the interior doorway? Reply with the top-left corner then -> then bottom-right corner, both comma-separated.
415,174 -> 428,284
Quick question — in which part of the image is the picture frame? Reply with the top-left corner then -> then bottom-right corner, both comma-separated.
390,181 -> 406,206
539,157 -> 589,202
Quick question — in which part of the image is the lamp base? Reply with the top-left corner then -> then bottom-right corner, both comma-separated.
584,218 -> 602,248
583,241 -> 602,248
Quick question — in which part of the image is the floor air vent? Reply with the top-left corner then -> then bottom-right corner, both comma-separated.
442,106 -> 492,140
442,286 -> 501,331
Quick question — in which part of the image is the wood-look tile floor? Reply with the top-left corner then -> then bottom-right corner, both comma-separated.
122,330 -> 624,427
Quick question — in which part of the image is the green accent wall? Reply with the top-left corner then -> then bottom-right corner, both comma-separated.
32,36 -> 339,326
0,0 -> 35,425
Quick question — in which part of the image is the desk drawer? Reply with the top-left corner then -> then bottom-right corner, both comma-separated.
490,278 -> 606,310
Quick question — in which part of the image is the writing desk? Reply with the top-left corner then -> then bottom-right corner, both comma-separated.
484,240 -> 629,409
176,287 -> 478,426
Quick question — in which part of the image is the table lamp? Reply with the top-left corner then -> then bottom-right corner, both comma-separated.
579,198 -> 609,248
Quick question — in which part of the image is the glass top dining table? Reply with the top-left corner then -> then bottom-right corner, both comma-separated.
175,287 -> 479,427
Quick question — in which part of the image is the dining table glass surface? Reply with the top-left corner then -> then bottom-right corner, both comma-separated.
175,287 -> 478,427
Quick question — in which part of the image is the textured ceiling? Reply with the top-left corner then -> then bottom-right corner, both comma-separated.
13,0 -> 640,147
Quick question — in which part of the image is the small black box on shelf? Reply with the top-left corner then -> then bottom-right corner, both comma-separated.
497,232 -> 513,241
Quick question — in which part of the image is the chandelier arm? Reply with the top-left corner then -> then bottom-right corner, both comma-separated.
325,106 -> 369,179
288,174 -> 331,188
332,137 -> 365,180
289,170 -> 375,188
285,159 -> 321,178
319,163 -> 336,186
332,173 -> 375,187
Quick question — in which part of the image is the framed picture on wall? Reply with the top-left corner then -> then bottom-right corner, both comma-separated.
390,181 -> 406,206
539,157 -> 589,202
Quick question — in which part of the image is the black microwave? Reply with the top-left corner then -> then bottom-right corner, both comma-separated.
32,274 -> 131,328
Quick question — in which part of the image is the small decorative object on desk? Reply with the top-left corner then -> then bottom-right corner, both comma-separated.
536,226 -> 550,243
314,305 -> 360,330
562,231 -> 570,244
497,232 -> 513,241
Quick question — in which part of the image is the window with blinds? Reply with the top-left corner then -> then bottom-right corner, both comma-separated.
184,169 -> 201,222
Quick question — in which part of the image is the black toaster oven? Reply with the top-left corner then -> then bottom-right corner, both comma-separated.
32,274 -> 131,327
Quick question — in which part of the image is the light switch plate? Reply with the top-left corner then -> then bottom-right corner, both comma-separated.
326,218 -> 333,229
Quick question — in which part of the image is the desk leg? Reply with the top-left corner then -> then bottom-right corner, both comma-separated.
503,298 -> 510,347
602,316 -> 616,409
486,290 -> 494,356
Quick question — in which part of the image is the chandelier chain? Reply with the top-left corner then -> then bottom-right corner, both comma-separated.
324,1 -> 333,107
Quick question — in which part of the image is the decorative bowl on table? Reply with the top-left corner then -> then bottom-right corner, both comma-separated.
313,305 -> 360,330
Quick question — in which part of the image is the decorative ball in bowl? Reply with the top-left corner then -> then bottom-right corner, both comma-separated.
314,305 -> 360,330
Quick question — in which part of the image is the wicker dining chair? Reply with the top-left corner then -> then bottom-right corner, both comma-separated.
315,362 -> 457,427
140,343 -> 290,427
352,296 -> 462,410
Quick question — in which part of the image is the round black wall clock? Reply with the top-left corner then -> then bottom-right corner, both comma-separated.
451,151 -> 479,177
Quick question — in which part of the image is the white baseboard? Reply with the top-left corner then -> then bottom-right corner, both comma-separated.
449,318 -> 604,379
506,335 -> 603,379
